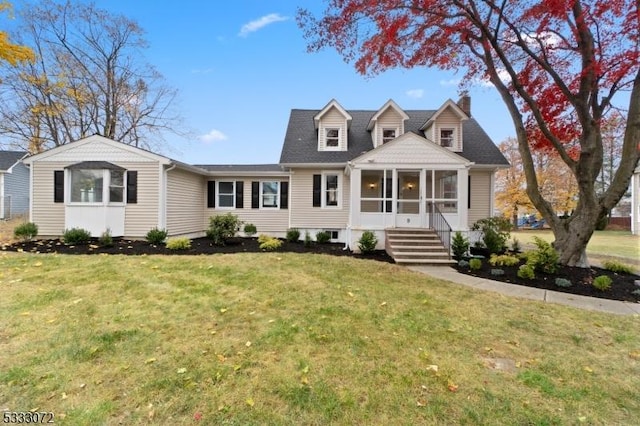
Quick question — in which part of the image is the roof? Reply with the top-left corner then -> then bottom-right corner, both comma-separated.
279,109 -> 509,167
0,150 -> 27,171
194,164 -> 286,173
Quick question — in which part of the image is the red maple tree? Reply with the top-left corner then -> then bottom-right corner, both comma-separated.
299,0 -> 640,267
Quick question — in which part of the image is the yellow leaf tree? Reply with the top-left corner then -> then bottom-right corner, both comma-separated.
0,2 -> 33,67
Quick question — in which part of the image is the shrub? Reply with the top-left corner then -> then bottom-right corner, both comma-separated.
451,231 -> 470,259
555,278 -> 572,288
592,275 -> 612,291
166,237 -> 191,250
358,231 -> 378,254
63,227 -> 91,245
469,258 -> 482,270
146,227 -> 168,245
527,237 -> 559,274
243,223 -> 257,237
491,268 -> 505,276
510,238 -> 521,253
517,264 -> 535,279
315,231 -> 331,244
286,228 -> 301,243
489,254 -> 520,267
99,229 -> 113,247
206,213 -> 241,245
458,259 -> 470,268
304,231 -> 312,248
602,260 -> 635,275
258,234 -> 282,251
471,216 -> 511,255
13,222 -> 38,241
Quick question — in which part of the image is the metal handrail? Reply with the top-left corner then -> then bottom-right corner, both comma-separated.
428,202 -> 452,257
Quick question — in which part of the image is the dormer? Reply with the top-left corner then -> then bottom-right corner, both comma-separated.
314,99 -> 352,152
367,99 -> 410,148
420,97 -> 470,152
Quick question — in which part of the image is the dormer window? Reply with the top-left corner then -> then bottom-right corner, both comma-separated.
440,129 -> 454,148
382,129 -> 396,144
326,128 -> 340,147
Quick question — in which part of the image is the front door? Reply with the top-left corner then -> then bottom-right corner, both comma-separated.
395,170 -> 423,227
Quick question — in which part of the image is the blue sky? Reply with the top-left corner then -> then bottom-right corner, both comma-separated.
85,0 -> 513,165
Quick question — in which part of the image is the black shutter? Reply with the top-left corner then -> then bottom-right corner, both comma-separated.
467,175 -> 471,209
207,180 -> 215,208
312,174 -> 321,207
280,181 -> 289,209
126,171 -> 138,204
251,181 -> 260,209
235,181 -> 244,209
54,170 -> 64,203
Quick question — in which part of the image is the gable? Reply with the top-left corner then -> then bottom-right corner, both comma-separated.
351,132 -> 471,166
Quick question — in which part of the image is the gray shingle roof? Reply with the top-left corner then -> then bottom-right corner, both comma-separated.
0,151 -> 27,171
279,109 -> 509,166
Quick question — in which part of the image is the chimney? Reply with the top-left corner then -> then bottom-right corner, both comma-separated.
457,93 -> 471,117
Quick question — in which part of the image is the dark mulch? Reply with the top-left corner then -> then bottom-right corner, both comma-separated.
1,236 -> 395,263
454,259 -> 640,303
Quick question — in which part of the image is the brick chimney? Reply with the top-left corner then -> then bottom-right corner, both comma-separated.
457,93 -> 471,117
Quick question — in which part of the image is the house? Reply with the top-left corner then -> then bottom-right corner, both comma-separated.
632,163 -> 640,235
22,97 -> 509,258
0,150 -> 29,220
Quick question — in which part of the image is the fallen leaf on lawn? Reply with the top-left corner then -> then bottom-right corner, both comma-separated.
583,366 -> 593,373
507,340 -> 519,347
34,261 -> 43,267
246,398 -> 255,407
447,381 -> 459,392
245,341 -> 252,347
629,350 -> 640,360
217,354 -> 226,363
220,308 -> 228,313
416,400 -> 427,407
193,412 -> 202,421
61,392 -> 68,399
300,375 -> 309,385
379,301 -> 387,307
19,311 -> 31,316
73,298 -> 82,304
177,368 -> 187,374
145,358 -> 157,364
426,365 -> 439,373
578,416 -> 587,423
347,292 -> 355,297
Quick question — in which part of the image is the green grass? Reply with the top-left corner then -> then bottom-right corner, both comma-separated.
512,230 -> 639,267
1,252 -> 640,425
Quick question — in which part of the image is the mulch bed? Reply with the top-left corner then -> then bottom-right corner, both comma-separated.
3,237 -> 639,303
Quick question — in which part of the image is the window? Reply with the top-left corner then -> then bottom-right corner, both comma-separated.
382,128 -> 396,144
360,169 -> 393,213
436,170 -> 458,212
70,169 -> 104,203
325,174 -> 339,206
440,129 -> 454,147
325,128 -> 340,147
261,181 -> 279,208
109,170 -> 124,203
217,181 -> 235,208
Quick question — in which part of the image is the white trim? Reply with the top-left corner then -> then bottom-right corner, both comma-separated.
216,180 -> 236,209
0,173 -> 4,219
321,171 -> 342,209
259,180 -> 280,209
489,170 -> 496,216
313,99 -> 352,129
366,99 -> 410,131
420,99 -> 470,131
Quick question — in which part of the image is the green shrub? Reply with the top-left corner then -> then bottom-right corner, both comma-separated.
146,227 -> 168,245
602,260 -> 635,275
13,222 -> 38,241
458,259 -> 470,268
258,234 -> 282,251
358,231 -> 378,254
206,213 -> 241,245
63,227 -> 91,245
315,231 -> 331,244
632,289 -> 640,297
527,237 -> 559,274
304,231 -> 312,248
491,268 -> 505,276
555,278 -> 572,288
166,237 -> 191,250
471,216 -> 511,255
99,229 -> 113,247
517,264 -> 535,279
286,228 -> 301,243
469,258 -> 482,270
243,223 -> 257,237
592,275 -> 612,291
451,231 -> 470,259
489,254 -> 520,267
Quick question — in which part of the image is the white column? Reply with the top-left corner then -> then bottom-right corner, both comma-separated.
457,167 -> 469,231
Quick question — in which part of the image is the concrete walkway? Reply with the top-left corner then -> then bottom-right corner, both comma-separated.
409,265 -> 640,316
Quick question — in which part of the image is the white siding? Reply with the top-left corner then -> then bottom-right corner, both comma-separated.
122,162 -> 161,238
290,169 -> 350,229
166,168 -> 205,236
374,109 -> 404,147
468,170 -> 492,226
31,162 -> 66,236
318,107 -> 349,151
435,107 -> 463,152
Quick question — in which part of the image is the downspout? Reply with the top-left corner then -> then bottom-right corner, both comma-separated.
0,172 -> 4,220
344,162 -> 353,250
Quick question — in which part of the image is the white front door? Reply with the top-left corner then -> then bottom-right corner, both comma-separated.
395,170 -> 423,227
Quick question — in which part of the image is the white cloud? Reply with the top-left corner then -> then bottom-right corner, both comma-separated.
239,13 -> 288,37
439,78 -> 461,87
191,68 -> 214,75
406,89 -> 424,99
199,129 -> 228,143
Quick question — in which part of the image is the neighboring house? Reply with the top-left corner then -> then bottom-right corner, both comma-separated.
22,96 -> 509,256
0,150 -> 29,220
632,163 -> 640,235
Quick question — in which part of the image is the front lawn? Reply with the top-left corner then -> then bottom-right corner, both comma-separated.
1,252 -> 639,425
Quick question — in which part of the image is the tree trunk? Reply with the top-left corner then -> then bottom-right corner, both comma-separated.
548,208 -> 601,267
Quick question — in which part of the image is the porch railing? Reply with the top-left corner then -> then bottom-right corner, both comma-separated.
427,202 -> 452,257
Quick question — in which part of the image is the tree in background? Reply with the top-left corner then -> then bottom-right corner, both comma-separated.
299,0 -> 640,267
0,0 -> 183,153
495,137 -> 533,227
0,2 -> 34,70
